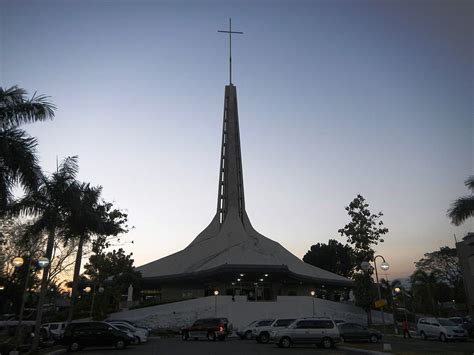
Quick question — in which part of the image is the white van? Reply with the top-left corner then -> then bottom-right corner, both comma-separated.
417,317 -> 467,342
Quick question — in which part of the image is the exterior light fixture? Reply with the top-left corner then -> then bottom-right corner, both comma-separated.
98,287 -> 105,293
380,261 -> 390,271
310,290 -> 315,296
38,257 -> 50,268
237,278 -> 241,282
239,274 -> 244,277
12,257 -> 24,268
231,282 -> 235,286
84,286 -> 92,293
264,274 -> 269,277
394,287 -> 401,293
259,278 -> 264,282
214,290 -> 219,296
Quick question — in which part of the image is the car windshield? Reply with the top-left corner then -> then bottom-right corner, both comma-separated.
50,324 -> 59,330
438,319 -> 456,326
257,320 -> 274,326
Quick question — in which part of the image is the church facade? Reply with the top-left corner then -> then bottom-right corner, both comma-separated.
137,83 -> 353,303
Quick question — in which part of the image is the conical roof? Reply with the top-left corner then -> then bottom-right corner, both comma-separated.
138,85 -> 352,287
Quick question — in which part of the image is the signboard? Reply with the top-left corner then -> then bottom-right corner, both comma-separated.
374,299 -> 387,308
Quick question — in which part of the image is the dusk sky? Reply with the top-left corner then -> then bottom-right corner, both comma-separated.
1,0 -> 472,279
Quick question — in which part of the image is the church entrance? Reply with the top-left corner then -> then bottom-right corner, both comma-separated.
226,282 -> 273,301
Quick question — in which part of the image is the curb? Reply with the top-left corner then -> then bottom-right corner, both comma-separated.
339,346 -> 390,355
42,349 -> 67,355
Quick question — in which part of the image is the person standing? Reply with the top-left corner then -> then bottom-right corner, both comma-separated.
402,320 -> 411,339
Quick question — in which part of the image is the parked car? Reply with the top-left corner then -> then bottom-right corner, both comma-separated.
270,317 -> 341,349
106,319 -> 151,335
338,322 -> 382,343
181,318 -> 230,341
107,321 -> 148,344
449,317 -> 473,332
236,319 -> 274,340
41,322 -> 67,341
417,317 -> 468,342
61,321 -> 134,351
253,318 -> 295,344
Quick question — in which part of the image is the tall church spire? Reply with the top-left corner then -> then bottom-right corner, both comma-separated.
216,84 -> 245,225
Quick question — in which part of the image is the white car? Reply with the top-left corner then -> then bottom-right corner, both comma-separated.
41,322 -> 67,341
417,317 -> 467,342
107,321 -> 148,344
270,317 -> 341,349
253,318 -> 296,344
236,319 -> 274,340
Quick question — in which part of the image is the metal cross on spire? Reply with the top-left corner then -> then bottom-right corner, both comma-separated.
218,18 -> 243,85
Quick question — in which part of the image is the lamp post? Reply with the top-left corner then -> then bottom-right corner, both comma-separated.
14,256 -> 48,349
361,255 -> 389,334
394,287 -> 408,323
310,290 -> 316,316
214,290 -> 219,316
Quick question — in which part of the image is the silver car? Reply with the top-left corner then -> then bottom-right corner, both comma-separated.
254,318 -> 296,344
271,317 -> 341,349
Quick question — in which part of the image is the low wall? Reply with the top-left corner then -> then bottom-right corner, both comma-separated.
109,296 -> 392,329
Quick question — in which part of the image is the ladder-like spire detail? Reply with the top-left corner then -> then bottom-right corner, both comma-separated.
217,84 -> 245,225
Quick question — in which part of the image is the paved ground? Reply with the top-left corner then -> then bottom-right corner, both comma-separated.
67,336 -> 474,355
72,336 -> 355,355
343,335 -> 474,354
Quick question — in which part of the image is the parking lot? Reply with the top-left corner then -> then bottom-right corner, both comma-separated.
71,336 -> 355,354
67,335 -> 474,355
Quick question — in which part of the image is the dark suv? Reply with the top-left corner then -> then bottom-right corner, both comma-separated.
182,318 -> 230,341
61,321 -> 134,351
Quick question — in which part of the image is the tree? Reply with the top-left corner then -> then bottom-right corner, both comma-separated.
84,246 -> 141,319
303,239 -> 355,277
410,270 -> 439,315
0,86 -> 55,212
415,246 -> 462,289
448,175 -> 474,226
338,194 -> 388,324
14,156 -> 78,351
64,183 -> 128,322
338,194 -> 388,267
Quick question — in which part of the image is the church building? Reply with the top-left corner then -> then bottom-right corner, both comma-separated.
137,20 -> 353,303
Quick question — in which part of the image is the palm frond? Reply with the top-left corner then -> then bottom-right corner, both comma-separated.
465,175 -> 474,192
0,128 -> 42,211
448,196 -> 474,226
0,86 -> 56,128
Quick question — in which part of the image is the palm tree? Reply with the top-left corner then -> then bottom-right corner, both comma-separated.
410,270 -> 439,315
448,175 -> 474,226
0,86 -> 55,212
14,156 -> 78,351
64,183 -> 128,322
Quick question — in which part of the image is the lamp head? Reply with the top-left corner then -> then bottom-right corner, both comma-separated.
38,257 -> 50,268
360,261 -> 370,271
310,290 -> 316,296
214,290 -> 219,296
12,257 -> 24,268
380,261 -> 390,271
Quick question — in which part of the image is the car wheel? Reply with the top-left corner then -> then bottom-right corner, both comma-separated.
439,333 -> 447,342
69,341 -> 81,352
182,331 -> 189,341
244,330 -> 252,340
279,337 -> 291,348
133,336 -> 141,345
260,333 -> 270,344
321,337 -> 333,349
115,339 -> 126,349
420,331 -> 427,340
207,331 -> 216,341
340,335 -> 345,343
369,334 -> 379,343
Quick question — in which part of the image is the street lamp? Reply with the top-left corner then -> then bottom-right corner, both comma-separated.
394,287 -> 408,323
14,256 -> 49,349
361,255 -> 390,333
310,290 -> 316,316
214,290 -> 219,316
